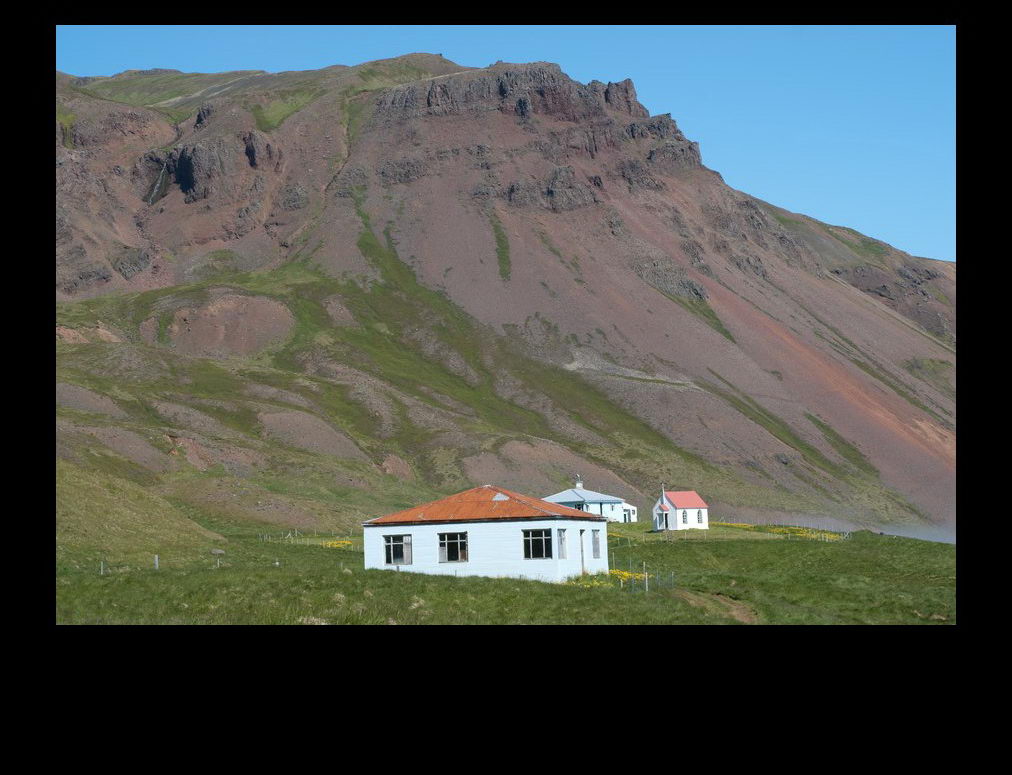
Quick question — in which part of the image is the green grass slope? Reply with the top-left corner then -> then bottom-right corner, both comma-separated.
56,460 -> 225,571
55,180 -> 939,554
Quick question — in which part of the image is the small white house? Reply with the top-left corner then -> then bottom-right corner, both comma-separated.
363,485 -> 609,583
652,490 -> 709,531
543,477 -> 638,523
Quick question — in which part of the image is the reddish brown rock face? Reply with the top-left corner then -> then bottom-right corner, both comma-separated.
164,292 -> 294,357
55,55 -> 955,539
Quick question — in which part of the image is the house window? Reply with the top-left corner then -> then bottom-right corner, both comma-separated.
438,532 -> 468,563
523,529 -> 553,559
558,528 -> 567,559
384,535 -> 412,565
592,530 -> 601,558
682,510 -> 687,524
697,510 -> 703,524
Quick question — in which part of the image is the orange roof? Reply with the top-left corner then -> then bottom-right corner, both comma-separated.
662,490 -> 708,509
364,485 -> 605,526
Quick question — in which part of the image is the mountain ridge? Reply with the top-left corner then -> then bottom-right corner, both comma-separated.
55,53 -> 956,552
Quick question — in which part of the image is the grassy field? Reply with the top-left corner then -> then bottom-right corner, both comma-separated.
56,520 -> 955,625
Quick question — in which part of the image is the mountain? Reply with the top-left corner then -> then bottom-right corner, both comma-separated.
55,53 -> 956,564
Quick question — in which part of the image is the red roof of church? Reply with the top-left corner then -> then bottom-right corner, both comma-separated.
659,490 -> 708,510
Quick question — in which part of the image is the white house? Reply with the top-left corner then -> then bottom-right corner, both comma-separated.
542,477 -> 638,523
363,484 -> 609,583
652,490 -> 709,531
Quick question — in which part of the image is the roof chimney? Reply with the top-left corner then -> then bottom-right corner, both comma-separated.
575,474 -> 584,489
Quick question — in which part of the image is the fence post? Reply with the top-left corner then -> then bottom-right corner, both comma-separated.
644,562 -> 648,594
154,555 -> 159,570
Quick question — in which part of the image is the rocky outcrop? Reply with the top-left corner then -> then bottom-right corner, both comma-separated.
169,140 -> 234,202
242,130 -> 278,170
194,103 -> 214,129
680,239 -> 715,277
648,138 -> 702,172
377,156 -> 430,186
544,166 -> 598,211
374,62 -> 651,124
280,183 -> 308,210
830,260 -> 955,341
634,256 -> 708,301
109,245 -> 152,279
624,113 -> 684,141
64,109 -> 159,149
618,159 -> 665,192
331,165 -> 368,197
729,251 -> 768,280
57,245 -> 113,294
164,131 -> 280,206
601,79 -> 649,117
504,166 -> 599,212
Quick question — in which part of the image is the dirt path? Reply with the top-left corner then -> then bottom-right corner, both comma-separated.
676,589 -> 759,624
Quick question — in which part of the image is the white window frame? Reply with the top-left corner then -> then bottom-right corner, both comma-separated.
384,534 -> 412,566
438,532 -> 468,563
682,510 -> 688,524
697,509 -> 703,524
558,528 -> 567,559
523,528 -> 553,559
592,530 -> 601,559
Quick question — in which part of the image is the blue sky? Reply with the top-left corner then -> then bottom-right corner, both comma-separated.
56,25 -> 955,261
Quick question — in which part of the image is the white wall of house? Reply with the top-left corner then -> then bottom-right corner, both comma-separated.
556,500 -> 638,522
652,502 -> 709,531
619,502 -> 638,523
363,518 -> 609,582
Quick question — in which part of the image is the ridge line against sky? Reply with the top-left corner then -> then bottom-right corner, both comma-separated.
56,24 -> 956,262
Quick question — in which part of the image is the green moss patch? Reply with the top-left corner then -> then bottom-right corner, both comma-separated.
903,358 -> 955,401
249,86 -> 327,132
489,211 -> 511,281
805,413 -> 878,477
659,290 -> 735,343
56,103 -> 76,148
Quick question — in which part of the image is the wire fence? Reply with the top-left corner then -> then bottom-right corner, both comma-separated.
87,522 -> 852,580
86,530 -> 362,576
257,529 -> 361,547
598,523 -> 854,594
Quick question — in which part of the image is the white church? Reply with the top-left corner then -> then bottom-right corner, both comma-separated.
543,477 -> 638,523
652,489 -> 709,531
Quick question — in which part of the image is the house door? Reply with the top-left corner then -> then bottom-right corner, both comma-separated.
579,529 -> 586,574
664,512 -> 669,530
